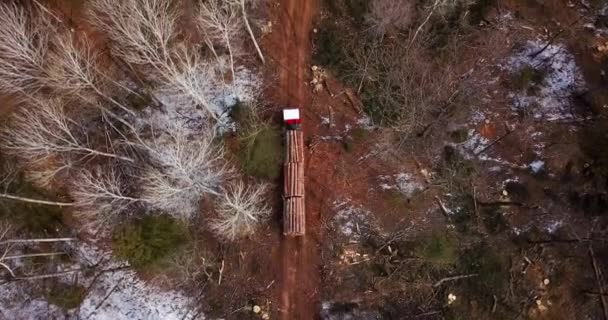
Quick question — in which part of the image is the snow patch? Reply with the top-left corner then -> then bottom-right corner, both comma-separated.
320,301 -> 381,320
320,116 -> 331,126
378,173 -> 425,198
529,160 -> 545,173
0,242 -> 198,320
77,243 -> 197,320
502,177 -> 520,187
545,220 -> 564,234
356,116 -> 375,130
0,285 -> 64,320
506,40 -> 585,121
470,110 -> 487,124
79,269 -> 196,320
455,129 -> 489,158
146,57 -> 260,134
332,200 -> 372,240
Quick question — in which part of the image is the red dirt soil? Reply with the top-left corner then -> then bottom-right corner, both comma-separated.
264,0 -> 319,319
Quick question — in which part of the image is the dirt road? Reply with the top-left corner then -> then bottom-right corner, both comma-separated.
267,0 -> 319,319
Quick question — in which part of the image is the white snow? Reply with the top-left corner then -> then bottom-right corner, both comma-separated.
76,242 -> 198,320
470,110 -> 487,124
0,285 -> 65,320
145,57 -> 260,135
0,242 -> 198,320
332,200 -> 371,240
529,160 -> 545,173
588,4 -> 608,35
320,116 -> 331,125
356,116 -> 375,130
502,177 -> 520,186
456,129 -> 490,158
378,173 -> 425,198
506,40 -> 585,120
545,220 -> 563,234
79,268 -> 196,320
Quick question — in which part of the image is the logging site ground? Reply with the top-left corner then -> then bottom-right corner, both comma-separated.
1,0 -> 608,319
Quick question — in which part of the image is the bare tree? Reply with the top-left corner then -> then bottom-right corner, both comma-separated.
140,127 -> 230,217
89,0 -> 221,120
230,0 -> 265,64
71,166 -> 141,223
342,39 -> 455,138
159,49 -> 223,115
209,181 -> 270,242
0,2 -> 49,95
89,0 -> 178,69
0,100 -> 134,165
45,32 -> 137,117
198,0 -> 242,80
0,0 -> 140,131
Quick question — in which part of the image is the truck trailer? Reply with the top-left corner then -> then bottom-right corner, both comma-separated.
283,108 -> 305,236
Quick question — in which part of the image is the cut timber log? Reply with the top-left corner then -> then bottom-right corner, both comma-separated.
284,162 -> 305,197
283,127 -> 305,236
285,130 -> 304,163
284,197 -> 305,236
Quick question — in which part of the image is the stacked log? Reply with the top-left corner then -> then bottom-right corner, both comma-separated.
283,162 -> 304,197
285,130 -> 304,162
284,197 -> 305,235
283,130 -> 305,236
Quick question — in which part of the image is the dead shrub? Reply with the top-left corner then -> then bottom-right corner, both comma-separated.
365,0 -> 415,37
352,42 -> 455,136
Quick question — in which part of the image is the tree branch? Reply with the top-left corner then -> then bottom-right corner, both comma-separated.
238,0 -> 265,64
0,193 -> 74,206
433,273 -> 478,287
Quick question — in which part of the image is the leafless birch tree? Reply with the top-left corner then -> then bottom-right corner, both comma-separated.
71,166 -> 141,223
140,127 -> 230,217
229,0 -> 265,64
198,0 -> 242,80
0,100 -> 134,165
89,0 -> 178,69
0,2 -> 49,95
89,0 -> 221,120
209,181 -> 270,241
45,32 -> 137,117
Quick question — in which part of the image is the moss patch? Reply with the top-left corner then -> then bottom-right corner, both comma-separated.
231,102 -> 283,180
458,243 -> 507,294
416,233 -> 458,266
449,128 -> 469,143
112,215 -> 188,269
314,25 -> 347,70
351,127 -> 369,142
241,127 -> 283,179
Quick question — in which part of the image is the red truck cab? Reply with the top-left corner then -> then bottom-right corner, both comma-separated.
283,108 -> 301,130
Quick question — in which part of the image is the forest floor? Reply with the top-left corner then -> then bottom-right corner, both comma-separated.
263,0 -> 608,319
1,0 -> 608,319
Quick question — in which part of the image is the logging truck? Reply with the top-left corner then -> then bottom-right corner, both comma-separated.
283,108 -> 305,236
